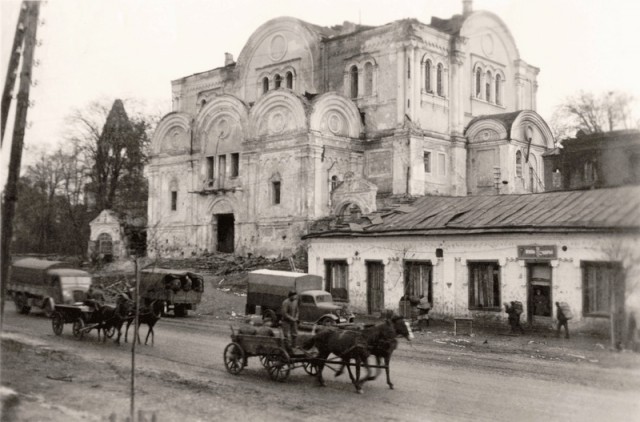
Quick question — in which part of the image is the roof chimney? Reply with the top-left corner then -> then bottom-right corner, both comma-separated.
463,0 -> 473,16
224,52 -> 234,66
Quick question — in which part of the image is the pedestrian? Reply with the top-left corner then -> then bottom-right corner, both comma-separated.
281,290 -> 299,351
556,301 -> 571,339
505,301 -> 525,334
417,295 -> 431,329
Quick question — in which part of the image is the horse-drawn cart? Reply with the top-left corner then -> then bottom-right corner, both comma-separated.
223,326 -> 319,382
50,303 -> 115,340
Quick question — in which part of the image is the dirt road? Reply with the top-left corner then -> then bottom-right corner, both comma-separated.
2,309 -> 640,422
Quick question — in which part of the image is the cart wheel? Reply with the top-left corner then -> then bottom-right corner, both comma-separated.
51,312 -> 64,336
223,342 -> 245,375
265,349 -> 291,382
303,361 -> 319,376
72,318 -> 85,339
105,325 -> 116,338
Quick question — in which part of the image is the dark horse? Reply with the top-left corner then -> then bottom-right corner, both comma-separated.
302,327 -> 371,394
125,300 -> 163,346
95,294 -> 134,345
335,313 -> 414,390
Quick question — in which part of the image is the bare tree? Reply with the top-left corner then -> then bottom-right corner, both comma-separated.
551,90 -> 638,140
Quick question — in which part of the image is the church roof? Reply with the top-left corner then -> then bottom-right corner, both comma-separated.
305,185 -> 640,238
464,111 -> 523,135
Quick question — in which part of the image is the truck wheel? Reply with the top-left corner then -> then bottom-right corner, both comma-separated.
174,305 -> 187,317
14,294 -> 31,315
319,317 -> 337,327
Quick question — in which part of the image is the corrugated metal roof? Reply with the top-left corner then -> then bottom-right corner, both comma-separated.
306,186 -> 640,238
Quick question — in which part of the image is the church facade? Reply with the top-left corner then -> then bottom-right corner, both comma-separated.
147,1 -> 554,258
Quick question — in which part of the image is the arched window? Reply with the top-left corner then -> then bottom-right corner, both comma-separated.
495,74 -> 502,106
437,64 -> 444,96
98,233 -> 113,255
475,68 -> 482,98
485,71 -> 492,103
262,77 -> 269,94
364,62 -> 373,96
350,65 -> 359,98
515,151 -> 523,178
286,71 -> 293,89
274,74 -> 282,89
330,175 -> 339,192
425,60 -> 432,93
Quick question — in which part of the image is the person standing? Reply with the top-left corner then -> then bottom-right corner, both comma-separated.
281,290 -> 299,350
505,301 -> 525,334
556,301 -> 571,339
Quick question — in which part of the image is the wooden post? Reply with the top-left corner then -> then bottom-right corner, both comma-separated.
131,258 -> 140,422
0,1 -> 40,329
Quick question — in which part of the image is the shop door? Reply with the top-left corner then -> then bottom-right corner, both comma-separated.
528,263 -> 552,324
366,261 -> 384,314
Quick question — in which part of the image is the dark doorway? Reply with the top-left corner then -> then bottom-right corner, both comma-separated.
216,214 -> 234,253
527,263 -> 552,324
366,261 -> 384,314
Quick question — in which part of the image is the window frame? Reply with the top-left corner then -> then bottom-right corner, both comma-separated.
325,259 -> 349,302
423,151 -> 432,173
272,180 -> 281,205
436,63 -> 444,97
262,77 -> 269,94
403,260 -> 432,303
516,150 -> 523,178
170,190 -> 177,211
350,65 -> 359,99
582,261 -> 622,318
424,60 -> 432,93
467,260 -> 501,311
230,153 -> 239,178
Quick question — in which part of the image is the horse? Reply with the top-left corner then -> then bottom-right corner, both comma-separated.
302,327 -> 371,394
335,313 -> 414,390
125,300 -> 163,346
95,294 -> 134,345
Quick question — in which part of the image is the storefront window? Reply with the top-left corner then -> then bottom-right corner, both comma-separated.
325,260 -> 348,302
468,261 -> 501,310
582,261 -> 622,316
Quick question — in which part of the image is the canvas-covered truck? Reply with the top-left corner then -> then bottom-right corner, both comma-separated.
8,258 -> 92,316
245,269 -> 355,327
139,268 -> 204,317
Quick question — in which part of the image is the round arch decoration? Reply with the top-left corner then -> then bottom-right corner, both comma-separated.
151,112 -> 192,155
249,90 -> 308,138
460,11 -> 521,62
465,119 -> 508,144
310,92 -> 362,138
195,95 -> 250,151
332,198 -> 370,217
511,111 -> 555,149
206,197 -> 239,221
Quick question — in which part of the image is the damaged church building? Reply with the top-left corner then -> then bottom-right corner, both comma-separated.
147,1 -> 548,258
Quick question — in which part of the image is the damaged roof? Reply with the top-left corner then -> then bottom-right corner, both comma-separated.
305,186 -> 640,238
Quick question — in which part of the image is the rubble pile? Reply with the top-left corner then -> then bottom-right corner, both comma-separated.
153,253 -> 308,276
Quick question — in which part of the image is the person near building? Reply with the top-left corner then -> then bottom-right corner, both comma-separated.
556,301 -> 571,339
505,301 -> 525,334
533,288 -> 549,316
417,295 -> 431,329
281,290 -> 299,350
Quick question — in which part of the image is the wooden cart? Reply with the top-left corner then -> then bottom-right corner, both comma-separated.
50,303 -> 115,340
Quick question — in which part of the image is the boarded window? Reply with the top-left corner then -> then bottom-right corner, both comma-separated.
423,151 -> 431,173
230,153 -> 239,178
425,60 -> 432,92
218,155 -> 226,182
583,262 -> 622,316
404,261 -> 432,302
325,260 -> 349,302
495,74 -> 502,105
437,64 -> 444,96
272,181 -> 281,204
485,71 -> 492,102
97,233 -> 113,255
468,261 -> 501,310
516,151 -> 523,178
438,153 -> 446,176
475,68 -> 482,98
364,62 -> 373,96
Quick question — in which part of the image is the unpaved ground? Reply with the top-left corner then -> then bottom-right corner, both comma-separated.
3,287 -> 640,421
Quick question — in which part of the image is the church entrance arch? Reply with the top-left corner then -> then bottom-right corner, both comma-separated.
210,199 -> 236,253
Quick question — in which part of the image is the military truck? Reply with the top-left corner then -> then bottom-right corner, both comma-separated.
245,269 -> 354,327
139,268 -> 204,317
8,258 -> 92,316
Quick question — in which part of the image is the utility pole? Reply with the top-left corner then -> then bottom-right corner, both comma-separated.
131,257 -> 140,422
1,2 -> 29,144
1,1 -> 40,329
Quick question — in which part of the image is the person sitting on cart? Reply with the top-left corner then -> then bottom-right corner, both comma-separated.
281,290 -> 299,351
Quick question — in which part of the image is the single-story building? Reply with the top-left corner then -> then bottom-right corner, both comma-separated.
304,186 -> 640,337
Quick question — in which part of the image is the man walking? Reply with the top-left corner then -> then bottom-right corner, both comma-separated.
281,290 -> 299,350
556,301 -> 571,339
505,301 -> 525,334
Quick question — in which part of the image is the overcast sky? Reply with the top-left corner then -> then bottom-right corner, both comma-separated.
2,0 -> 640,170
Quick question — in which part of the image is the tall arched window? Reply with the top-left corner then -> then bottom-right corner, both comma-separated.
364,62 -> 373,96
262,77 -> 269,94
274,74 -> 282,89
495,74 -> 502,106
425,60 -> 432,93
350,65 -> 359,98
515,151 -> 523,178
475,68 -> 482,98
485,71 -> 492,103
436,64 -> 444,96
286,71 -> 293,89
